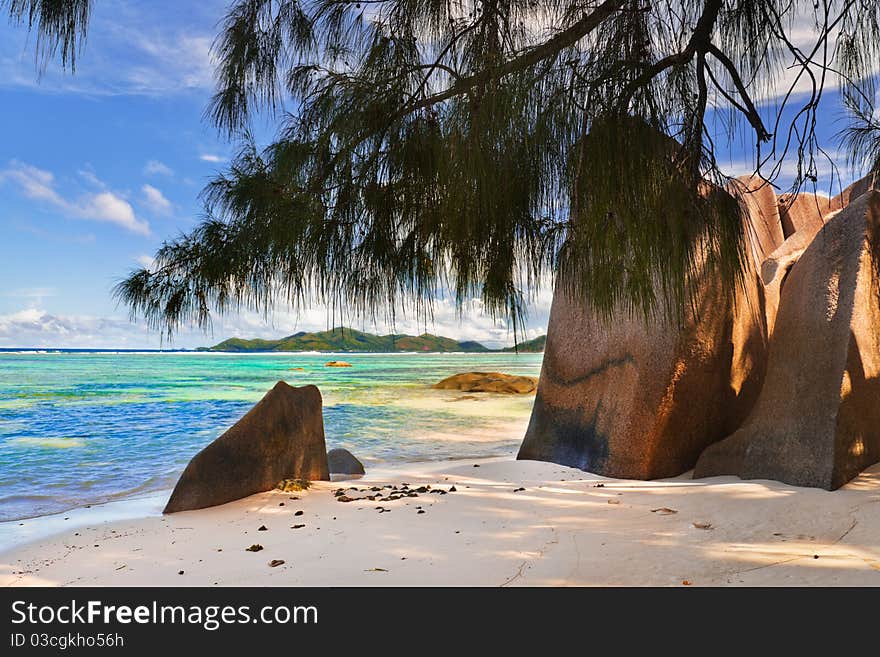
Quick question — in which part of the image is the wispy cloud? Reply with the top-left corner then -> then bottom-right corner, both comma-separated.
11,221 -> 96,245
120,32 -> 215,94
143,160 -> 173,176
141,184 -> 172,215
709,12 -> 879,109
1,288 -> 56,307
199,154 -> 225,163
78,167 -> 108,189
0,1 -> 222,97
0,160 -> 150,236
0,161 -> 63,204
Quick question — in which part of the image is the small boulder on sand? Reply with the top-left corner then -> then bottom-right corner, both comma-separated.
434,372 -> 538,394
325,361 -> 352,368
327,448 -> 366,475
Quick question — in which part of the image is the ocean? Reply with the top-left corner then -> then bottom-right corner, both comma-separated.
0,351 -> 542,522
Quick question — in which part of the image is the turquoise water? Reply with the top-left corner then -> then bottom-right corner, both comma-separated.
0,352 -> 542,521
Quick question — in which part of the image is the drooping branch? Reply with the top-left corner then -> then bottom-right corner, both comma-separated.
3,0 -> 92,70
706,44 -> 771,142
617,0 -> 773,146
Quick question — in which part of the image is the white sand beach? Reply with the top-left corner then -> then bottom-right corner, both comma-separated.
3,457 -> 879,587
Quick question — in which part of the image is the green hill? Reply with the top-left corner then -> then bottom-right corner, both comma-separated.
199,327 -> 491,353
502,335 -> 547,353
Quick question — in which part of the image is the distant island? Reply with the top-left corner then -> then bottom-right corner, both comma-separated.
198,327 -> 545,353
501,334 -> 546,353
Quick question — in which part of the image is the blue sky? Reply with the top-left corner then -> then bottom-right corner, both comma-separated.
0,1 -> 240,348
0,2 -> 873,348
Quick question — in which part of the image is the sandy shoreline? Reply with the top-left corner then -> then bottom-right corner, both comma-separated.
2,456 -> 879,587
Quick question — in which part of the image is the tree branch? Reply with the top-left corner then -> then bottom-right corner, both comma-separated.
706,44 -> 772,142
393,0 -> 628,118
618,0 -> 723,108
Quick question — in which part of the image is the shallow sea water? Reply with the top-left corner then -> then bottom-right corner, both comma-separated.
0,351 -> 542,521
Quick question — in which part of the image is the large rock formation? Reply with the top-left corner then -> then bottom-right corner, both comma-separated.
164,382 -> 329,513
759,189 -> 836,335
695,190 -> 880,489
517,177 -> 778,479
519,171 -> 880,486
777,191 -> 841,238
736,175 -> 787,252
833,172 -> 878,208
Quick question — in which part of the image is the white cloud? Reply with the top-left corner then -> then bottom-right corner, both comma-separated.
2,287 -> 56,298
0,287 -> 552,350
199,154 -> 225,163
11,221 -> 96,245
84,192 -> 150,235
122,32 -> 216,93
136,254 -> 156,269
143,160 -> 173,176
702,12 -> 879,124
0,160 -> 150,236
0,308 -> 159,349
141,184 -> 172,215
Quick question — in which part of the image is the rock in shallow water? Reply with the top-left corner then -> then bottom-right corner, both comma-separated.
434,372 -> 537,394
327,448 -> 365,475
163,381 -> 329,513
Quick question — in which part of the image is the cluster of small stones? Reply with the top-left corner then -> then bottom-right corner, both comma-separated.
333,483 -> 456,504
237,481 -> 461,569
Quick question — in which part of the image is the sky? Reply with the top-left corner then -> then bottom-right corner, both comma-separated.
0,1 -> 873,349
